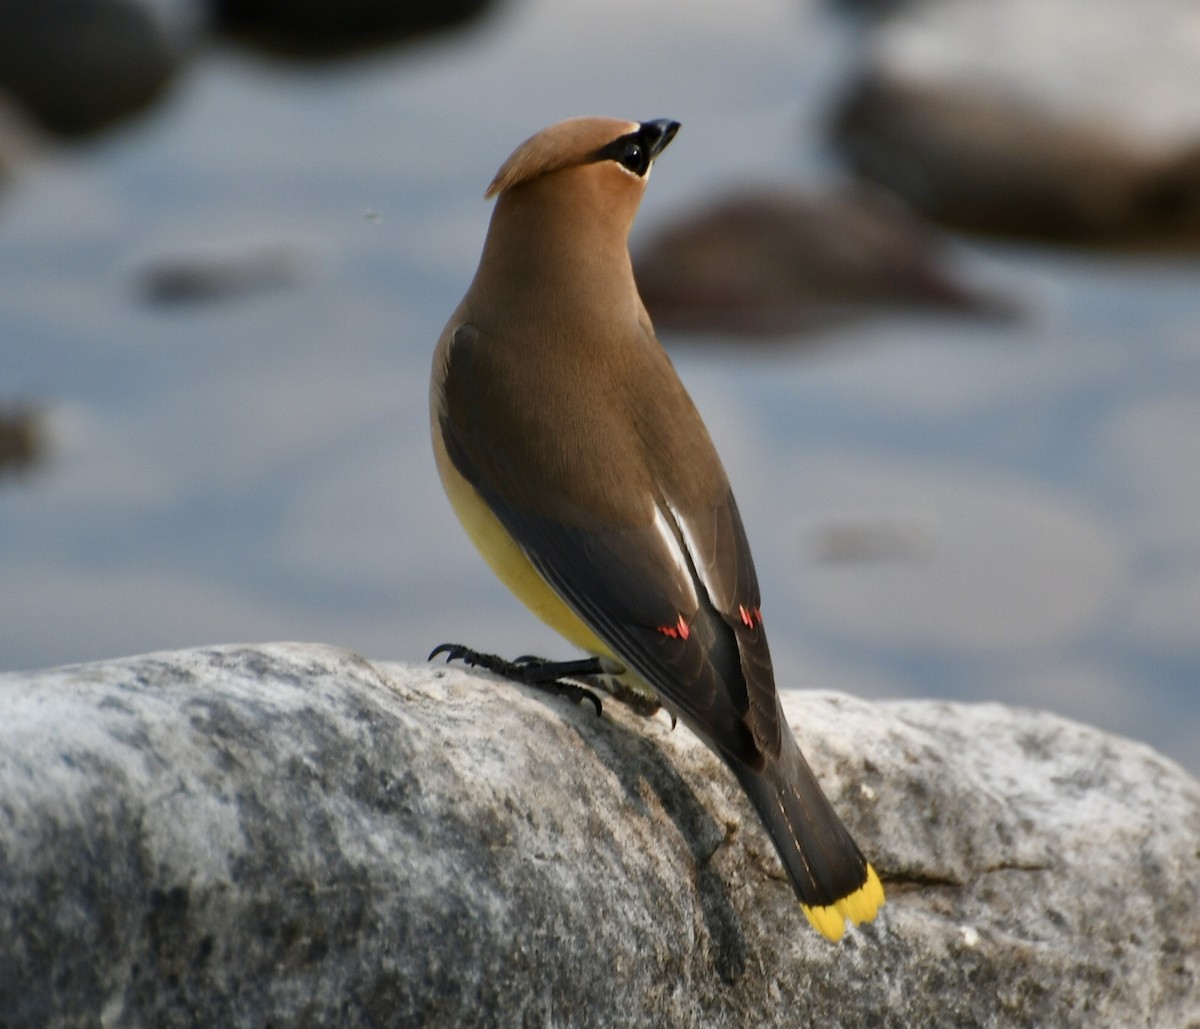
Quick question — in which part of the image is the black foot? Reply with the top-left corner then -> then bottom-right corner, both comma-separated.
603,679 -> 670,724
429,643 -> 604,716
511,651 -> 668,723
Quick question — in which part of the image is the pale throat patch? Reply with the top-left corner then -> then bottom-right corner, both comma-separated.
614,161 -> 652,185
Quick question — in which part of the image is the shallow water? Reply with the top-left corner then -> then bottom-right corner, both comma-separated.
2,0 -> 1198,775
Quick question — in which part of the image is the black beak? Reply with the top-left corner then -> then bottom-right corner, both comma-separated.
640,119 -> 681,159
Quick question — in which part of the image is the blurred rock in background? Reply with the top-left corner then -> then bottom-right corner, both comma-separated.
831,0 -> 1200,247
636,187 -> 1012,338
0,0 -> 205,136
0,0 -> 500,139
212,0 -> 499,58
138,235 -> 318,303
0,404 -> 44,482
0,93 -> 45,200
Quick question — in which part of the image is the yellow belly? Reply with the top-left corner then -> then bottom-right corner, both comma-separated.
433,429 -> 614,659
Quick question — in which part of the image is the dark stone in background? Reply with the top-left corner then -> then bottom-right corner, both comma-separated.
636,187 -> 1012,338
0,0 -> 201,136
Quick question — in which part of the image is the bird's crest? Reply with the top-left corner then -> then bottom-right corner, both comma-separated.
485,116 -> 640,199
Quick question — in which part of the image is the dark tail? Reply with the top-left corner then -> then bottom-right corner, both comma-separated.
734,725 -> 884,941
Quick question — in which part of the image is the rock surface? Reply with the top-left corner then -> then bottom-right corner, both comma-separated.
0,643 -> 1197,1026
832,0 -> 1200,245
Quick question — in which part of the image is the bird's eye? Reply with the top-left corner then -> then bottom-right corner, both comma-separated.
593,132 -> 656,177
619,142 -> 647,174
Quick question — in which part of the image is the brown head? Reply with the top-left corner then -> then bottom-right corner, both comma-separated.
467,118 -> 680,316
485,117 -> 679,200
468,118 -> 676,298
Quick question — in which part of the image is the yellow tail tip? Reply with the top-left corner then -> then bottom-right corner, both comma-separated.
801,864 -> 886,942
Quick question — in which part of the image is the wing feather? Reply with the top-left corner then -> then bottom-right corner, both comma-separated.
439,320 -> 782,766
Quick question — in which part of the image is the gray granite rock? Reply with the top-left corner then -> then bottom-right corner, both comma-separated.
0,643 -> 1196,1026
832,0 -> 1200,246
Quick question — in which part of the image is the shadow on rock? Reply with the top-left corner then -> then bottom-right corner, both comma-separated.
560,702 -> 748,985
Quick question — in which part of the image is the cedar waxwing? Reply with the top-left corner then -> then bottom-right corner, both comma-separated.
429,116 -> 884,941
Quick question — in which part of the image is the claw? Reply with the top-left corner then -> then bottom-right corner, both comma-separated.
560,683 -> 603,717
429,642 -> 466,662
428,641 -> 603,716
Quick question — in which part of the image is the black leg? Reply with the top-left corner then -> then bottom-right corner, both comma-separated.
429,643 -> 605,715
